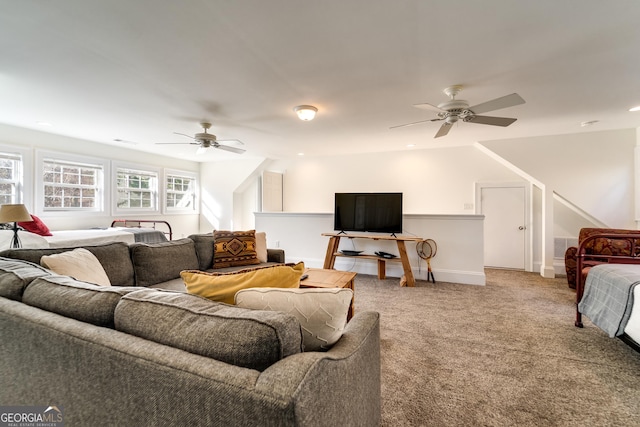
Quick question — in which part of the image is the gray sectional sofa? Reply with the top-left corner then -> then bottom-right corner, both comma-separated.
0,234 -> 381,426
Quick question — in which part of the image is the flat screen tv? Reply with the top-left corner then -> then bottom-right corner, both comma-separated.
334,192 -> 403,234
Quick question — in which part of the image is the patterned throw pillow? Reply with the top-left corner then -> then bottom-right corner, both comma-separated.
213,229 -> 261,269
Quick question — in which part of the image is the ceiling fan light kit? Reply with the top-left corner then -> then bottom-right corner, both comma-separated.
294,105 -> 318,121
391,85 -> 525,138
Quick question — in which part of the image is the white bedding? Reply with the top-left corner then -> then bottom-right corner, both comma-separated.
0,228 -> 136,250
43,229 -> 135,248
624,285 -> 640,344
0,230 -> 50,249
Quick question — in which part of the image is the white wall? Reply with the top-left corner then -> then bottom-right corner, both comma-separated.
199,157 -> 266,232
481,128 -> 637,229
256,212 -> 486,285
268,145 -> 524,214
0,123 -> 201,238
246,130 -> 639,277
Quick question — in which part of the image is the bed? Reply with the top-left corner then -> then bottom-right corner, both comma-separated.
1,219 -> 172,249
575,232 -> 640,348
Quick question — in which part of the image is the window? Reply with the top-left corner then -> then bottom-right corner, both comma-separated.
42,158 -> 102,211
165,171 -> 197,212
116,167 -> 158,211
0,152 -> 23,204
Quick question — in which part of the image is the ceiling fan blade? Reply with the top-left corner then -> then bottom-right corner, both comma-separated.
434,122 -> 453,138
468,93 -> 525,115
215,144 -> 246,154
173,132 -> 196,140
216,139 -> 244,146
389,118 -> 441,130
413,102 -> 445,112
466,115 -> 517,127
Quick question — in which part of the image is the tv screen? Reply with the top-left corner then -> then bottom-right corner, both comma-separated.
334,193 -> 403,234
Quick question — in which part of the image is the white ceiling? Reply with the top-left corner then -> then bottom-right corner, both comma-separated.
1,0 -> 640,162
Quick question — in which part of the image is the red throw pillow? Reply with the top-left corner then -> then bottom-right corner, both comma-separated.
18,214 -> 53,236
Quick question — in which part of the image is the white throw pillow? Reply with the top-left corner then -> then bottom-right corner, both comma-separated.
255,231 -> 268,263
41,248 -> 111,286
235,287 -> 353,351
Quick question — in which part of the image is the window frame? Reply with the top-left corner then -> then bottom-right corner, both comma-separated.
0,148 -> 25,206
163,168 -> 199,214
35,150 -> 107,217
112,162 -> 161,216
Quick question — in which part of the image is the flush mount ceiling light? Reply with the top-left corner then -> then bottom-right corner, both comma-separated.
293,105 -> 318,121
630,106 -> 640,112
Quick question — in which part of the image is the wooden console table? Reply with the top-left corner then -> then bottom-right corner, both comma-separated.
322,232 -> 423,287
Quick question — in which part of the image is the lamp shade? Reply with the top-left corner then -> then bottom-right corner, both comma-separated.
293,105 -> 318,121
0,204 -> 32,223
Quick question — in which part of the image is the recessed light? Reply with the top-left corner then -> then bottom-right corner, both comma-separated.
297,152 -> 305,156
407,144 -> 416,148
36,121 -> 52,126
630,106 -> 640,112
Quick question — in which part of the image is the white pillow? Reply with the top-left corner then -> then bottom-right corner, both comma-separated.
235,287 -> 353,351
255,231 -> 268,263
40,248 -> 111,286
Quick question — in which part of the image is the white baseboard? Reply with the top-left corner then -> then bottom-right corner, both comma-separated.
533,259 -> 567,277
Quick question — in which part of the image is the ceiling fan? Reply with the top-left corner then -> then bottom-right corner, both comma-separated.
390,85 -> 525,138
157,122 -> 246,155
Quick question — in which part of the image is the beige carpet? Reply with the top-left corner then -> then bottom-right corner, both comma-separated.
354,269 -> 640,426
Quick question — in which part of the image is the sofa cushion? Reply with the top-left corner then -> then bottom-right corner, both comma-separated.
0,242 -> 135,287
114,288 -> 303,371
0,257 -> 52,301
182,262 -> 304,305
235,287 -> 353,351
22,275 -> 140,327
213,230 -> 261,269
187,233 -> 215,270
130,238 -> 199,287
41,248 -> 111,286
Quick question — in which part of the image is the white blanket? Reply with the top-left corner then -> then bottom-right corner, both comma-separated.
0,228 -> 136,250
43,229 -> 136,247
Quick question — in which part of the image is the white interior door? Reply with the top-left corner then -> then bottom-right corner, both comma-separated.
480,185 -> 527,269
261,171 -> 283,212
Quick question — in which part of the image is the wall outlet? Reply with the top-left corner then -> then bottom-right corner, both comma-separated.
274,240 -> 280,248
464,203 -> 474,210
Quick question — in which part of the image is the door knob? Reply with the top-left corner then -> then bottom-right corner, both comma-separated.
518,226 -> 526,230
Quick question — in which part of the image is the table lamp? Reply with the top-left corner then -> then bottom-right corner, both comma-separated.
0,204 -> 33,248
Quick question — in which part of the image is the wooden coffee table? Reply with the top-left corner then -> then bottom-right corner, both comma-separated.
300,268 -> 356,320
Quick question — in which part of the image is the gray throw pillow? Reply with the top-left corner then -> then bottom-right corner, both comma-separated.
129,238 -> 199,287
